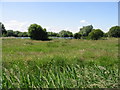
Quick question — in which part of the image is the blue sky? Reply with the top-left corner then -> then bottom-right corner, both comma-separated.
1,2 -> 118,33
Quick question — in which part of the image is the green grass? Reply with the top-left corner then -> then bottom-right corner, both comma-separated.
2,38 -> 119,88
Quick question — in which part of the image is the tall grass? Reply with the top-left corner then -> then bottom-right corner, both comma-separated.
2,38 -> 119,88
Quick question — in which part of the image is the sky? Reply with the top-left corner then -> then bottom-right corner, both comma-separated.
0,2 -> 118,33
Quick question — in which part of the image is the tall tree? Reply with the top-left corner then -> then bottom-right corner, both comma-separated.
28,24 -> 48,40
108,26 -> 120,37
0,22 -> 7,36
48,32 -> 59,37
7,30 -> 14,36
22,32 -> 28,37
13,31 -> 20,37
89,29 -> 104,40
74,33 -> 81,39
59,30 -> 73,37
79,25 -> 93,37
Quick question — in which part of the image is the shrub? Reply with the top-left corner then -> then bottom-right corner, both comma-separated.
89,29 -> 104,40
48,32 -> 59,37
74,33 -> 81,39
6,30 -> 14,37
13,31 -> 20,37
103,33 -> 108,37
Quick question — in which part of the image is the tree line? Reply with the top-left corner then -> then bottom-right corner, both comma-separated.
0,22 -> 28,37
0,22 -> 120,40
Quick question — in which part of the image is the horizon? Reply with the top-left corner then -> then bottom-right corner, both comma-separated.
1,2 -> 118,33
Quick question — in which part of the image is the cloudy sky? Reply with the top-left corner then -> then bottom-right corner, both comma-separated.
1,1 -> 118,33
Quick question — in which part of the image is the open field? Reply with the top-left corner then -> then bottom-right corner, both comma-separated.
2,38 -> 119,88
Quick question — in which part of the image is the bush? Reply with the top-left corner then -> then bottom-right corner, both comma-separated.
89,29 -> 104,40
13,31 -> 20,37
7,30 -> 14,37
18,32 -> 23,37
48,32 -> 59,37
22,32 -> 28,37
103,33 -> 108,37
108,26 -> 120,37
28,24 -> 48,40
74,33 -> 81,39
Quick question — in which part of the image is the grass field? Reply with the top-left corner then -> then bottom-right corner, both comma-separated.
2,38 -> 119,88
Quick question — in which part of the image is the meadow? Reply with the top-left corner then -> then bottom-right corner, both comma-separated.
2,38 -> 119,88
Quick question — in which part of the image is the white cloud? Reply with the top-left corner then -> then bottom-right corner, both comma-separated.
3,20 -> 29,32
3,21 -> 75,33
44,26 -> 71,33
80,20 -> 88,23
43,26 -> 76,33
43,26 -> 61,33
2,20 -> 95,34
80,20 -> 92,27
80,20 -> 89,24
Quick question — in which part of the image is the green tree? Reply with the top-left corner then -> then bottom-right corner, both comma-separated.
7,30 -> 14,36
28,24 -> 48,40
108,26 -> 120,37
59,30 -> 73,37
103,32 -> 108,37
89,29 -> 104,40
59,30 -> 68,37
67,31 -> 73,37
13,31 -> 20,37
48,32 -> 59,37
74,33 -> 81,39
79,25 -> 93,37
22,32 -> 28,37
0,22 -> 7,36
18,32 -> 23,37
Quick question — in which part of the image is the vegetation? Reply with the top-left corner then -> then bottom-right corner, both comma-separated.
13,31 -> 21,37
48,32 -> 59,37
103,32 -> 108,37
74,33 -> 81,39
59,30 -> 73,37
6,30 -> 14,37
0,22 -> 7,36
2,38 -> 118,88
6,30 -> 28,37
89,29 -> 104,40
18,32 -> 28,37
108,26 -> 120,37
1,22 -> 120,40
1,12 -> 120,89
79,25 -> 93,38
28,24 -> 48,40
